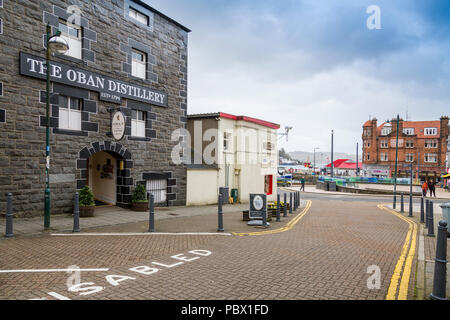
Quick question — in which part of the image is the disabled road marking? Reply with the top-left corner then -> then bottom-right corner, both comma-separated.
0,268 -> 109,273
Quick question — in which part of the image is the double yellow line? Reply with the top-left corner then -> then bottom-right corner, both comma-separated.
232,200 -> 312,237
378,204 -> 418,300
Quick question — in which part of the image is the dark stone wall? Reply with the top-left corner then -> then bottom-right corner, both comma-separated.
0,1 -> 188,216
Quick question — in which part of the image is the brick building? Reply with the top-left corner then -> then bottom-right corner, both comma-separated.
362,116 -> 449,181
0,1 -> 189,216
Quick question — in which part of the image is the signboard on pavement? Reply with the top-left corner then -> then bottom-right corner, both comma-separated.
249,193 -> 267,220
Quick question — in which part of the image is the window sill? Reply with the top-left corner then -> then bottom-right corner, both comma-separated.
128,136 -> 151,142
53,128 -> 88,136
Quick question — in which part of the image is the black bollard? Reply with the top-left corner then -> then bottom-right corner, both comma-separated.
289,193 -> 293,214
148,193 -> 155,233
294,192 -> 297,211
420,197 -> 424,223
5,193 -> 13,238
217,194 -> 224,232
408,193 -> 413,217
283,193 -> 287,217
400,193 -> 404,213
276,194 -> 280,222
426,199 -> 430,228
262,202 -> 267,228
427,201 -> 435,237
72,192 -> 80,233
298,191 -> 301,208
430,220 -> 448,300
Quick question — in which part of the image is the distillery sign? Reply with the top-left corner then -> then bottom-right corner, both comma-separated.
19,52 -> 168,107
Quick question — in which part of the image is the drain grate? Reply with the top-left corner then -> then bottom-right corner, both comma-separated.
168,213 -> 179,216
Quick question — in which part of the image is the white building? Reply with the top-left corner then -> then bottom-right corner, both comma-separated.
185,113 -> 279,205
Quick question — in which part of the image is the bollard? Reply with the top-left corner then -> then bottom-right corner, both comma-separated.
276,194 -> 280,222
217,194 -> 224,232
427,201 -> 435,237
5,193 -> 13,238
408,193 -> 413,217
400,193 -> 404,213
426,199 -> 430,228
283,193 -> 287,217
420,197 -> 425,223
294,192 -> 297,211
430,220 -> 448,300
72,192 -> 80,233
289,193 -> 293,214
298,191 -> 301,209
148,193 -> 155,233
262,202 -> 267,228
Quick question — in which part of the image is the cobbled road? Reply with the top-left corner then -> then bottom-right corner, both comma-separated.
0,199 -> 411,300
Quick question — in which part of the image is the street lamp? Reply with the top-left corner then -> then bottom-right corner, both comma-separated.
44,25 -> 69,229
331,130 -> 334,177
392,115 -> 400,210
313,147 -> 320,176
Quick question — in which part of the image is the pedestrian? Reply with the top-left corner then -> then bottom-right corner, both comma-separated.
300,177 -> 305,191
428,179 -> 436,197
421,180 -> 428,197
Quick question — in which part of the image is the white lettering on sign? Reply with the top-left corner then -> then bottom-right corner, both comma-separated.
32,249 -> 212,300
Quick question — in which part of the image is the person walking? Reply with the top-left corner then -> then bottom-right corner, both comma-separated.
428,179 -> 436,197
421,180 -> 428,197
300,177 -> 305,191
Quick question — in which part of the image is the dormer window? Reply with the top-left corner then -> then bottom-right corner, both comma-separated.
381,124 -> 392,136
403,128 -> 414,135
424,128 -> 437,136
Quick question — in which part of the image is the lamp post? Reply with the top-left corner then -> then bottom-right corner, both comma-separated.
356,142 -> 359,176
44,25 -> 69,229
393,114 -> 400,210
313,147 -> 320,177
331,130 -> 334,177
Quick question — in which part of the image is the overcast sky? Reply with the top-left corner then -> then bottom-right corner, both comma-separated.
146,0 -> 450,154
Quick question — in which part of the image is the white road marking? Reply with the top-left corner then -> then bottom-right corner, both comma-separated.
51,232 -> 232,236
0,268 -> 109,273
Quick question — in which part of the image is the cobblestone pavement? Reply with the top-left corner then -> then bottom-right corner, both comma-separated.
0,199 -> 412,300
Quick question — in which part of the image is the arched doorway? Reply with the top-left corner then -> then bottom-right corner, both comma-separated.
77,141 -> 133,208
88,151 -> 118,205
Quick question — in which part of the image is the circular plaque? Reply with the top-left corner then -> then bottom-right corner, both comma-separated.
253,195 -> 264,211
111,111 -> 125,141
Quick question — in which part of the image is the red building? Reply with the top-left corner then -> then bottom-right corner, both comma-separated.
362,116 -> 449,180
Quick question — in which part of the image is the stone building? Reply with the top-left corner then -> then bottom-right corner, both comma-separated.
361,116 -> 449,181
0,0 -> 190,216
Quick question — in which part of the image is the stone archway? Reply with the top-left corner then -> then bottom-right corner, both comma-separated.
76,141 -> 133,208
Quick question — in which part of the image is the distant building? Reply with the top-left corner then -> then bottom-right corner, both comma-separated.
325,159 -> 358,176
362,116 -> 449,180
186,113 -> 279,205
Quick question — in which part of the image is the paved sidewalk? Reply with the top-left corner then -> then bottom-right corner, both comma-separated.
387,202 -> 450,300
0,203 -> 249,237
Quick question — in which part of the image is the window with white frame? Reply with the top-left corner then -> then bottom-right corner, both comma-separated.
424,140 -> 438,148
146,179 -> 167,204
380,153 -> 388,161
129,7 -> 149,26
380,140 -> 388,148
131,110 -> 146,137
381,124 -> 392,136
58,95 -> 82,131
0,18 -> 3,35
405,153 -> 414,162
58,21 -> 82,60
403,128 -> 414,135
0,0 -> 3,8
223,132 -> 232,151
405,140 -> 414,148
363,128 -> 372,137
131,49 -> 146,80
424,128 -> 437,136
424,153 -> 437,163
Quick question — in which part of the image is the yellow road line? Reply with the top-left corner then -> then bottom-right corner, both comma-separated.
378,204 -> 418,300
232,200 -> 312,237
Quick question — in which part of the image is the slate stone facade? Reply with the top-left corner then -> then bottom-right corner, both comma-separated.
0,0 -> 189,216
